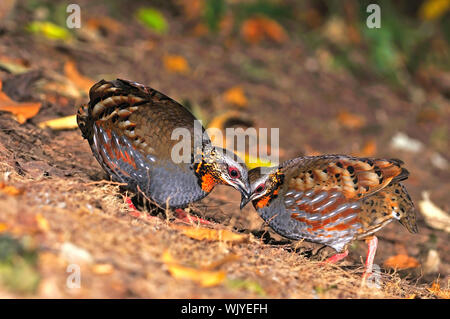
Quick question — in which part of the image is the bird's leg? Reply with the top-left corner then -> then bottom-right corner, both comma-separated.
123,195 -> 157,219
321,250 -> 349,264
123,195 -> 144,218
174,208 -> 213,226
123,196 -> 211,224
362,236 -> 378,279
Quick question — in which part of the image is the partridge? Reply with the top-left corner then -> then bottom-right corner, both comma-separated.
77,79 -> 250,210
240,155 -> 418,275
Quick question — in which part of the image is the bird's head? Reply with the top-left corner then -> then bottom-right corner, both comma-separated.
193,146 -> 250,200
240,166 -> 284,209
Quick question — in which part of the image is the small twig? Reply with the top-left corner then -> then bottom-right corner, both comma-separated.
84,180 -> 127,186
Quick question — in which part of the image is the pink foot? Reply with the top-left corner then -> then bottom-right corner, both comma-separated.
123,196 -> 156,219
362,236 -> 378,279
173,208 -> 213,225
321,250 -> 349,265
123,196 -> 142,217
124,196 -> 138,210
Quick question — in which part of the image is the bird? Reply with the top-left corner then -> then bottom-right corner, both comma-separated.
240,155 -> 418,276
77,79 -> 250,215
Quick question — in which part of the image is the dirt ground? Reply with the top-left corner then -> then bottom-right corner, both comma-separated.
0,1 -> 448,298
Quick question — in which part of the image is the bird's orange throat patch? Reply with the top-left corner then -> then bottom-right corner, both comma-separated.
194,161 -> 218,193
253,170 -> 284,209
254,188 -> 279,209
200,172 -> 216,193
254,195 -> 271,209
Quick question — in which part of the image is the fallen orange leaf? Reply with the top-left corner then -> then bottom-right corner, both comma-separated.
162,251 -> 226,287
86,16 -> 123,34
192,23 -> 209,36
163,55 -> 190,73
336,110 -> 366,129
263,18 -> 287,43
384,254 -> 420,270
174,225 -> 248,243
241,16 -> 287,44
223,87 -> 248,108
64,60 -> 95,94
0,223 -> 8,233
427,281 -> 450,299
36,213 -> 50,232
179,0 -> 204,20
0,80 -> 41,124
0,103 -> 41,124
92,263 -> 114,275
38,114 -> 78,130
0,56 -> 30,74
0,182 -> 23,196
354,139 -> 377,157
419,0 -> 450,21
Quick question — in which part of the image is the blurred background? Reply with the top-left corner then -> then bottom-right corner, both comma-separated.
0,0 -> 448,298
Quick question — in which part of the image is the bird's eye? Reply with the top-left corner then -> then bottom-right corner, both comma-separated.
228,166 -> 240,178
255,184 -> 265,193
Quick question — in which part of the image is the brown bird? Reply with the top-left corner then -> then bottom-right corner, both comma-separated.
77,79 -> 250,213
241,155 -> 418,276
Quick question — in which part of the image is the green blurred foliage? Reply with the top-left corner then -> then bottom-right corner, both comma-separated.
358,0 -> 448,83
20,0 -> 449,87
226,278 -> 266,296
25,0 -> 68,25
228,0 -> 292,23
136,7 -> 168,34
0,234 -> 40,294
197,0 -> 449,85
204,0 -> 227,32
